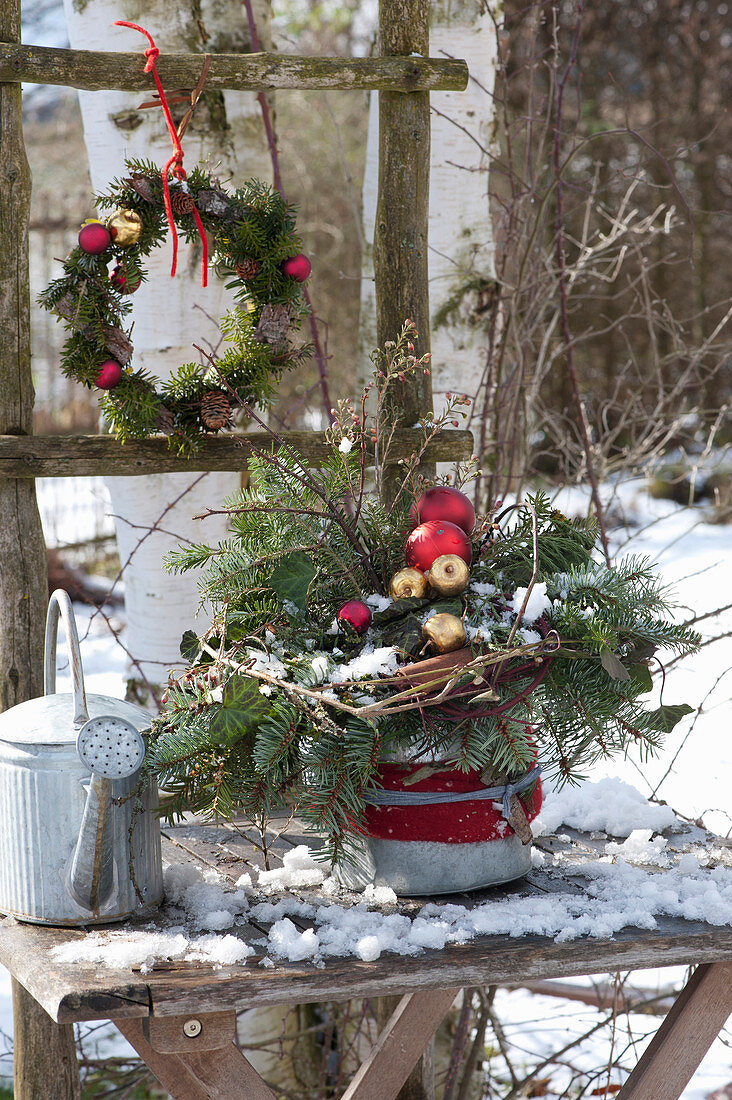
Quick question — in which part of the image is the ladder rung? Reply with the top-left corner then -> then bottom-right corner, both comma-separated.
0,44 -> 469,93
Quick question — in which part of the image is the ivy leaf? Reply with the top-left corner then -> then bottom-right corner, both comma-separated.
626,641 -> 657,664
381,614 -> 424,654
180,629 -> 200,663
429,599 -> 464,618
270,551 -> 315,611
373,596 -> 428,625
628,662 -> 654,693
646,703 -> 694,733
600,646 -> 631,682
210,675 -> 272,745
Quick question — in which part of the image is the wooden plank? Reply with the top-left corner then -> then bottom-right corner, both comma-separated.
3,828 -> 732,1026
116,1018 -> 212,1100
341,988 -> 459,1100
0,919 -> 151,1023
0,44 -> 468,92
374,0 -> 434,503
132,922 -> 732,1020
3,904 -> 732,1025
374,993 -> 436,1100
144,1010 -> 236,1052
0,427 -> 474,477
616,961 -> 732,1100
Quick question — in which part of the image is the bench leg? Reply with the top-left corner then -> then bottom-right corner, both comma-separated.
341,988 -> 460,1100
617,961 -> 732,1100
12,978 -> 81,1100
116,1016 -> 277,1100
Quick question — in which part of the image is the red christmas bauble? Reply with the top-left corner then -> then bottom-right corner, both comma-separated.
414,486 -> 475,534
95,359 -> 124,390
337,599 -> 372,635
78,221 -> 112,255
110,264 -> 141,294
405,520 -> 472,572
282,253 -> 312,282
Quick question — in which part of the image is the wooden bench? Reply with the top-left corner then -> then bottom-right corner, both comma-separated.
2,816 -> 731,1099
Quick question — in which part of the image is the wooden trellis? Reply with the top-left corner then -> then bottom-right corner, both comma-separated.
0,0 -> 471,688
0,0 -> 470,1095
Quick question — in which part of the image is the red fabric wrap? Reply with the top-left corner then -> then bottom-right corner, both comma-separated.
365,763 -> 542,844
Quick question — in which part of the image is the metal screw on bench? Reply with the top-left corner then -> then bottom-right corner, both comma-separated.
183,1019 -> 203,1038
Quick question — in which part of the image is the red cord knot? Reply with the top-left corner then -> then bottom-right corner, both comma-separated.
143,45 -> 160,71
113,20 -> 209,288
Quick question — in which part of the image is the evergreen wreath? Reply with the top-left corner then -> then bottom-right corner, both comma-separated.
145,323 -> 701,868
38,162 -> 313,453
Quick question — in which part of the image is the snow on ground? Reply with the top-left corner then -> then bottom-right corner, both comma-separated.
553,478 -> 732,840
1,482 -> 730,1093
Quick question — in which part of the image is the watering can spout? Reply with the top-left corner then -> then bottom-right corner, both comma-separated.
69,776 -> 115,912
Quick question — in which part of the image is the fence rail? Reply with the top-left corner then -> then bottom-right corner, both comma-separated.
0,429 -> 474,477
0,44 -> 468,92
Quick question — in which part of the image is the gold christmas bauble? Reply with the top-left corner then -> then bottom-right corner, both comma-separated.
107,208 -> 143,247
428,553 -> 470,596
422,612 -> 466,654
389,567 -> 428,601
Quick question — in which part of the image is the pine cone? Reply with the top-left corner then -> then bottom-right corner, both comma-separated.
100,324 -> 133,366
234,257 -> 261,281
254,303 -> 291,350
54,292 -> 79,324
127,175 -> 156,203
196,188 -> 230,217
156,405 -> 176,436
170,189 -> 196,216
200,391 -> 232,432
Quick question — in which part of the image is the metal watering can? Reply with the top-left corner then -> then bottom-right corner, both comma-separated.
0,590 -> 163,925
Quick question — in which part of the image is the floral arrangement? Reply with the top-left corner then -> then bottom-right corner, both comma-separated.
147,323 -> 700,867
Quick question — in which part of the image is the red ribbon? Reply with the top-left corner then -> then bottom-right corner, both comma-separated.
114,21 -> 209,287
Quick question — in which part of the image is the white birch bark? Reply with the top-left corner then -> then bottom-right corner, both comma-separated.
62,0 -> 271,695
360,0 -> 498,420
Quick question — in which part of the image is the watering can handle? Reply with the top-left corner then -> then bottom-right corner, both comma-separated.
44,589 -> 89,727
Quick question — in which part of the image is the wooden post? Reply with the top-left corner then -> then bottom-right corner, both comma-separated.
373,1 -> 440,1090
12,981 -> 81,1100
0,0 -> 47,708
0,1 -> 80,1096
375,0 -> 434,502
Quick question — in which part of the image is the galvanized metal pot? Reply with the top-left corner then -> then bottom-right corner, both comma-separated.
0,591 -> 163,925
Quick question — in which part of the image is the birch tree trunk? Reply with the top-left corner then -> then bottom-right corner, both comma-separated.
360,0 -> 498,426
62,7 -> 313,1091
62,0 -> 271,699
